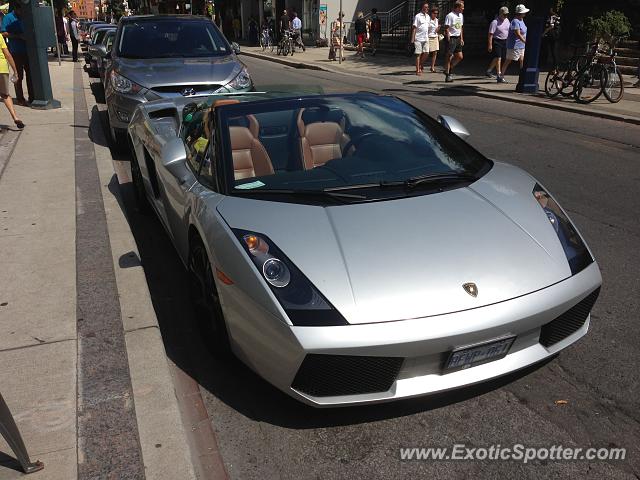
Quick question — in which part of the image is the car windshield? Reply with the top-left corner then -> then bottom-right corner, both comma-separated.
216,95 -> 490,198
117,19 -> 230,59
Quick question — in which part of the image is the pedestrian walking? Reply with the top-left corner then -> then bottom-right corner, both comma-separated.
55,10 -> 69,55
411,1 -> 430,75
232,16 -> 241,40
279,9 -> 289,40
443,0 -> 464,82
1,4 -> 31,105
291,12 -> 305,51
486,6 -> 509,82
542,7 -> 560,68
426,6 -> 440,72
502,4 -> 529,81
69,11 -> 80,63
330,12 -> 345,61
354,11 -> 367,58
368,8 -> 381,56
0,33 -> 24,129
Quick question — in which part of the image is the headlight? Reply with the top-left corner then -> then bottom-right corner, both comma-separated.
533,184 -> 593,275
110,71 -> 143,94
234,229 -> 348,326
226,67 -> 252,90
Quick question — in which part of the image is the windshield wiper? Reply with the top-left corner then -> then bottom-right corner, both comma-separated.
401,172 -> 477,188
323,172 -> 477,192
233,188 -> 366,202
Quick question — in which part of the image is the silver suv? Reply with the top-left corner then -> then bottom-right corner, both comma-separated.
103,15 -> 251,145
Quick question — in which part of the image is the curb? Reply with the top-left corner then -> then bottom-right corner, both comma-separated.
83,78 -> 200,480
241,50 -> 640,125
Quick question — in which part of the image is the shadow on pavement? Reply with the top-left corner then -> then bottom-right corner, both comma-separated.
90,85 -> 554,430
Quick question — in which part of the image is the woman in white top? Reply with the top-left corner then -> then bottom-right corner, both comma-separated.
427,7 -> 440,72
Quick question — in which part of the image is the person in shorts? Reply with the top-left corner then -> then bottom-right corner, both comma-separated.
368,8 -> 382,56
411,2 -> 430,75
0,34 -> 23,129
426,7 -> 440,72
502,4 -> 529,81
354,11 -> 367,57
486,6 -> 509,82
444,0 -> 464,82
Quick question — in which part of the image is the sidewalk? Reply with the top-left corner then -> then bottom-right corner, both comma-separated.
240,45 -> 640,124
0,59 -> 197,479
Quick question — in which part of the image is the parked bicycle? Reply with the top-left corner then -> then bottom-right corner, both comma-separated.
277,29 -> 295,56
575,45 -> 624,104
260,26 -> 274,52
544,42 -> 597,99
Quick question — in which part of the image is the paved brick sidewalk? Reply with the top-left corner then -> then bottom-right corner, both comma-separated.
241,45 -> 640,124
0,59 -> 197,480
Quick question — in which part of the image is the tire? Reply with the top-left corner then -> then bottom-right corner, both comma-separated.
290,39 -> 294,56
602,67 -> 624,103
574,66 -> 604,104
130,149 -> 151,214
544,70 -> 562,98
188,237 -> 231,358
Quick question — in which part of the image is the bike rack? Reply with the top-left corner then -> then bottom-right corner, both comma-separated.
0,393 -> 44,474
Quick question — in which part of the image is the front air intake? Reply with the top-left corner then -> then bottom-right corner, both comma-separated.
291,354 -> 404,397
539,288 -> 600,348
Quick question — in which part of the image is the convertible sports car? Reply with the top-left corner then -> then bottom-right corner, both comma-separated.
127,90 -> 601,407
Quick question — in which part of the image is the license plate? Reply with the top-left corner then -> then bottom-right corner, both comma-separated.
445,336 -> 515,371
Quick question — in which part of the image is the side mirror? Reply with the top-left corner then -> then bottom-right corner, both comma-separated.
90,44 -> 108,57
438,115 -> 470,140
161,138 -> 189,179
231,42 -> 241,54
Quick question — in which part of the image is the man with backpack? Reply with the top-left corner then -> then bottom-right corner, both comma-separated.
368,8 -> 382,56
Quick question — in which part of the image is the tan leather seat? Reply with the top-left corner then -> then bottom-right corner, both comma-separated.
297,109 -> 350,170
230,114 -> 274,180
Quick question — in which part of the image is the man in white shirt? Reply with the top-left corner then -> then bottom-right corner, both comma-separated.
410,1 -> 430,75
291,12 -> 306,51
444,0 -> 464,82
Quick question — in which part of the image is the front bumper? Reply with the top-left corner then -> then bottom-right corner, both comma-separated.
221,261 -> 601,407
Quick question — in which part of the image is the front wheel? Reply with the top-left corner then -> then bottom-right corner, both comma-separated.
290,39 -> 295,56
188,237 -> 231,358
602,67 -> 624,103
574,66 -> 604,104
544,70 -> 562,98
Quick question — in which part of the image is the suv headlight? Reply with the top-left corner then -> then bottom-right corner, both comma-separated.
110,71 -> 143,94
234,229 -> 348,326
533,184 -> 593,275
226,67 -> 252,90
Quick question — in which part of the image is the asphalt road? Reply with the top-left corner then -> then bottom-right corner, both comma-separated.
96,56 -> 640,479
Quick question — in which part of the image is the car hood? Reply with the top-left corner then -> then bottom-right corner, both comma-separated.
113,55 -> 242,89
217,163 -> 574,324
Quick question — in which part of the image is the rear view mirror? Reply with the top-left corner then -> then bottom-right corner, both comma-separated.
231,42 -> 241,54
438,115 -> 470,140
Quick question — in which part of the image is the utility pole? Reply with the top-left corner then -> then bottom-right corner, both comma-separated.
338,0 -> 342,64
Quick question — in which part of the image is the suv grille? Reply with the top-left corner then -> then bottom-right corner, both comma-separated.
151,84 -> 222,95
291,354 -> 404,398
539,288 -> 600,348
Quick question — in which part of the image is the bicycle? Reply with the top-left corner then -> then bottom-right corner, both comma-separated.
260,27 -> 274,52
544,43 -> 597,99
277,30 -> 295,56
574,39 -> 625,104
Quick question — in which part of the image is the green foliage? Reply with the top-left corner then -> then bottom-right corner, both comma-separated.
580,10 -> 632,42
106,0 -> 125,17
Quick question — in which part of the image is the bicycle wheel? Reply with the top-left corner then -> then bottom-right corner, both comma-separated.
269,38 -> 274,52
276,40 -> 282,55
290,39 -> 294,56
544,69 -> 563,98
260,34 -> 265,51
602,67 -> 624,103
574,66 -> 604,104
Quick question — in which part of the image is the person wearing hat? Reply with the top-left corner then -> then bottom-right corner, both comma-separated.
486,6 -> 510,81
502,4 -> 529,82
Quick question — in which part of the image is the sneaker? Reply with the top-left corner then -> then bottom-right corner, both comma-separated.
486,70 -> 495,78
497,76 -> 505,83
445,74 -> 453,83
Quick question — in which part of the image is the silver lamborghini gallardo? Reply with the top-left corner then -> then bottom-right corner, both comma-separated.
127,91 -> 602,407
